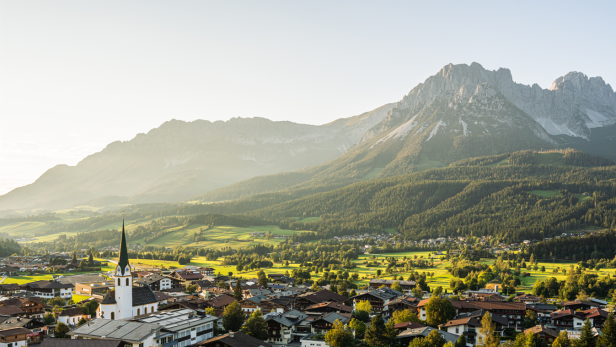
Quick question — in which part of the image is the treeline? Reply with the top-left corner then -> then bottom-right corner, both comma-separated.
0,213 -> 60,227
0,239 -> 21,257
529,229 -> 616,261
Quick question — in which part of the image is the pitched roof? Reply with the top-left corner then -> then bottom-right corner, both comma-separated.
59,307 -> 85,317
206,294 -> 236,308
355,287 -> 403,301
101,291 -> 117,305
299,289 -> 348,304
154,292 -> 172,301
117,219 -> 130,276
0,327 -> 31,336
194,331 -> 272,347
524,325 -> 559,337
394,322 -> 426,330
305,301 -> 353,313
132,286 -> 158,306
22,280 -> 74,289
0,306 -> 24,316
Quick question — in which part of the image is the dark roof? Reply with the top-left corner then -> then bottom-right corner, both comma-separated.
305,301 -> 353,313
0,298 -> 23,306
101,291 -> 117,305
118,219 -> 130,276
0,327 -> 30,336
524,325 -> 559,337
40,340 -> 123,347
101,287 -> 158,306
133,286 -> 158,306
155,292 -> 172,301
0,306 -> 24,316
354,287 -> 402,301
22,280 -> 74,289
394,322 -> 426,330
207,294 -> 236,308
0,316 -> 45,329
299,289 -> 347,304
59,307 -> 85,317
194,331 -> 272,347
172,270 -> 203,280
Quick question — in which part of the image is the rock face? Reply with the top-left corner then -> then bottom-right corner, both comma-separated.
0,104 -> 394,211
2,62 -> 615,211
393,63 -> 616,139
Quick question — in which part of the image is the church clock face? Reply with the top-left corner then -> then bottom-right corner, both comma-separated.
125,265 -> 130,274
117,266 -> 122,275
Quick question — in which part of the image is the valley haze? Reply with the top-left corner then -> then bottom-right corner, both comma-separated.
1,62 -> 615,214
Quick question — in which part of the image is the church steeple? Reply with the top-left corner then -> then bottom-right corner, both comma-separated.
117,218 -> 130,276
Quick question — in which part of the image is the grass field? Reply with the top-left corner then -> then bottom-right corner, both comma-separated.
529,190 -> 560,198
140,224 -> 308,250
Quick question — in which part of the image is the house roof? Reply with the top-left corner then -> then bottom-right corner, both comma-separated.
298,290 -> 347,304
134,274 -> 167,285
305,301 -> 353,313
0,306 -> 24,316
394,322 -> 426,330
155,292 -> 172,301
69,319 -> 161,343
22,280 -> 74,289
396,326 -> 458,343
193,331 -> 272,347
59,307 -> 85,317
172,270 -> 203,280
206,294 -> 236,308
524,325 -> 559,337
354,287 -> 403,301
267,309 -> 308,327
40,339 -> 122,347
0,327 -> 31,336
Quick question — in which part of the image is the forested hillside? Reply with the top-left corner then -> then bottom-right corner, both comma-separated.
3,150 -> 615,245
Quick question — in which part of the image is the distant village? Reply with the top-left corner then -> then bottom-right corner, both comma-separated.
0,227 -> 612,347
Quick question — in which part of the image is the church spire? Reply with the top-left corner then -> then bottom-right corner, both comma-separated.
118,217 -> 130,275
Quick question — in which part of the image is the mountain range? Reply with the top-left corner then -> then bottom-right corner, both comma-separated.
2,62 -> 615,213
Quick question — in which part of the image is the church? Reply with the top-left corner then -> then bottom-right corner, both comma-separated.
97,219 -> 158,320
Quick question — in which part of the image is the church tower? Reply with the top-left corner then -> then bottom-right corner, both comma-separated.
114,218 -> 133,319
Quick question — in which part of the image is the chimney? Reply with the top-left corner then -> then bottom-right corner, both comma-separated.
229,331 -> 234,338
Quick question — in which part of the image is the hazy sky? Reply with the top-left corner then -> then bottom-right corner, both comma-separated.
1,0 -> 615,195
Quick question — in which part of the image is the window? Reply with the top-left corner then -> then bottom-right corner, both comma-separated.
137,309 -> 140,315
139,344 -> 144,347
111,312 -> 115,320
145,307 -> 148,314
126,278 -> 129,286
118,278 -> 121,286
455,328 -> 459,334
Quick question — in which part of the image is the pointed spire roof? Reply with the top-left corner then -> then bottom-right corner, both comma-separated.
118,218 -> 130,275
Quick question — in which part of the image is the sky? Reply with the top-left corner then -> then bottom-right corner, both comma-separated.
1,0 -> 615,195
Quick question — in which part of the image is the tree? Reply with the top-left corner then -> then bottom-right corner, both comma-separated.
477,312 -> 499,347
432,286 -> 443,297
222,300 -> 245,332
391,281 -> 402,292
258,273 -> 268,286
455,335 -> 467,347
349,318 -> 366,338
77,318 -> 88,327
391,309 -> 421,324
364,315 -> 397,347
425,329 -> 447,347
241,309 -> 268,341
55,323 -> 70,338
425,296 -> 456,326
311,282 -> 322,292
43,312 -> 55,324
597,314 -> 616,347
575,319 -> 595,347
412,286 -> 424,298
187,284 -> 198,294
324,319 -> 355,347
205,307 -> 216,316
355,300 -> 372,313
353,310 -> 370,323
523,309 -> 537,328
233,280 -> 243,301
552,331 -> 572,347
236,263 -> 244,273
